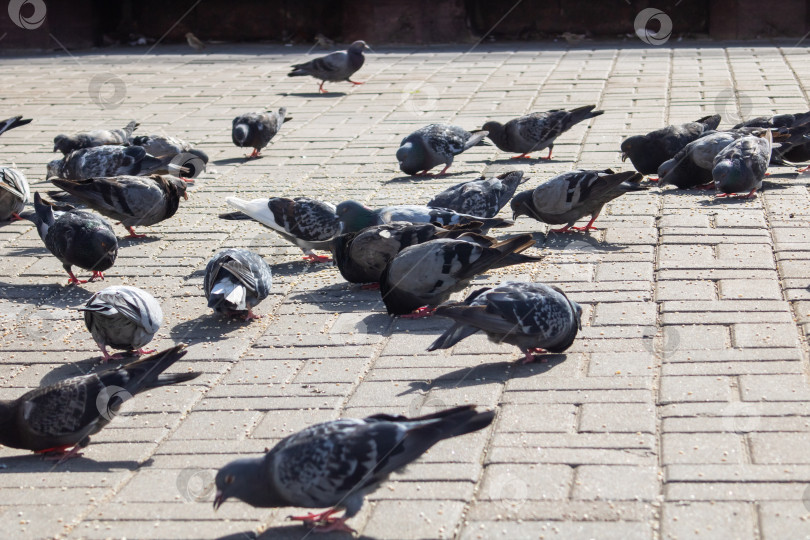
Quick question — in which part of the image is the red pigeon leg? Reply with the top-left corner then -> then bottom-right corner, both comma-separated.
741,189 -> 758,199
797,165 -> 810,173
571,213 -> 600,232
180,177 -> 194,183
39,445 -> 83,463
510,153 -> 532,159
248,148 -> 260,159
303,253 -> 332,263
243,310 -> 262,320
137,347 -> 156,355
550,225 -> 573,233
522,348 -> 549,364
348,79 -> 364,85
401,306 -> 435,319
436,164 -> 451,176
289,508 -> 339,524
311,517 -> 357,534
360,282 -> 380,290
695,182 -> 716,190
715,192 -> 733,198
541,147 -> 553,160
66,270 -> 87,285
125,226 -> 147,239
89,271 -> 105,282
318,81 -> 328,93
416,170 -> 434,177
10,212 -> 23,221
647,177 -> 660,182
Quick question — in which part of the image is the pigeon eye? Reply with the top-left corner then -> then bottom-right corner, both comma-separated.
225,475 -> 235,484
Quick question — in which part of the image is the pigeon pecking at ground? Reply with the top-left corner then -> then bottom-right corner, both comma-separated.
428,281 -> 582,363
53,121 -> 139,155
204,248 -> 273,320
224,196 -> 341,263
396,123 -> 489,176
232,108 -> 290,159
511,169 -> 645,233
131,133 -> 209,178
79,285 -> 163,362
379,235 -> 542,317
0,115 -> 32,138
47,145 -> 178,180
50,175 -> 189,238
713,130 -> 772,199
427,170 -> 528,218
482,105 -> 604,160
0,167 -> 30,221
287,40 -> 370,93
0,344 -> 199,463
213,405 -> 494,533
26,193 -> 118,284
733,112 -> 810,166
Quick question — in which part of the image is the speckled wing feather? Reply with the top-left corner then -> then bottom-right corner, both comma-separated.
270,197 -> 341,243
19,375 -> 101,442
0,167 -> 30,219
204,249 -> 272,302
82,286 -> 163,335
427,171 -> 526,218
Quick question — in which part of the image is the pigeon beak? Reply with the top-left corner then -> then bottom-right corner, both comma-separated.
512,212 -> 518,220
183,192 -> 189,200
213,490 -> 225,511
620,152 -> 627,162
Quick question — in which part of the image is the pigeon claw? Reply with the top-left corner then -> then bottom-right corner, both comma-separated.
511,153 -> 533,159
89,271 -> 105,282
66,272 -> 87,285
39,445 -> 83,464
646,177 -> 660,183
247,148 -> 261,159
401,306 -> 435,319
523,348 -> 548,364
695,182 -> 716,191
318,81 -> 328,94
571,224 -> 598,232
303,254 -> 332,263
550,226 -> 573,233
137,347 -> 156,355
797,165 -> 810,173
348,80 -> 364,86
310,518 -> 357,534
10,212 -> 22,221
125,227 -> 147,239
243,310 -> 262,320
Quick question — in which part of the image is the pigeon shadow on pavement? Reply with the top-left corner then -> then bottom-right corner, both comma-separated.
213,157 -> 249,166
382,171 -> 473,184
39,355 -> 115,387
468,157 -> 566,165
118,235 -> 162,246
0,454 -> 149,473
170,313 -> 255,343
277,92 -> 347,98
0,281 -> 81,305
219,526 -> 373,540
540,233 -> 625,252
271,260 -> 332,277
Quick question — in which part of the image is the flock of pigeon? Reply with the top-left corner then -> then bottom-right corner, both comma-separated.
2,40 -> 810,534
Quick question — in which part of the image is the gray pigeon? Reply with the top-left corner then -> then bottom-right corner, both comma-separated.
78,286 -> 163,362
429,281 -> 582,363
232,108 -> 290,159
47,145 -> 175,180
713,131 -> 772,199
50,175 -> 189,238
213,405 -> 494,533
0,115 -> 32,137
427,170 -> 528,218
380,235 -> 542,317
27,193 -> 118,284
733,112 -> 810,165
225,196 -> 340,262
0,344 -> 199,462
287,40 -> 369,93
204,249 -> 273,320
53,121 -> 139,155
336,200 -> 512,235
396,124 -> 489,176
482,105 -> 604,159
0,167 -> 30,221
657,131 -> 740,190
511,169 -> 645,232
131,134 -> 208,178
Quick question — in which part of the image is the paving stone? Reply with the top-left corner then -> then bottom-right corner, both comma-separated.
660,502 -> 756,540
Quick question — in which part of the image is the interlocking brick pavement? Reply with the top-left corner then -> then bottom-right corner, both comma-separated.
1,40 -> 810,540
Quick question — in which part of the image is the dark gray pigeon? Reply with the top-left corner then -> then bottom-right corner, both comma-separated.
27,193 -> 118,284
482,105 -> 604,159
511,169 -> 646,232
131,134 -> 208,178
50,175 -> 189,238
336,200 -> 512,235
620,114 -> 721,175
396,123 -> 489,176
0,167 -> 30,221
204,249 -> 273,320
78,285 -> 163,362
429,281 -> 582,363
53,121 -> 139,155
380,235 -> 542,317
427,170 -> 528,218
0,344 -> 199,462
733,113 -> 810,165
657,131 -> 740,190
713,131 -> 772,199
0,115 -> 32,137
213,405 -> 493,533
232,108 -> 290,159
287,40 -> 369,93
225,196 -> 340,262
47,145 -> 175,180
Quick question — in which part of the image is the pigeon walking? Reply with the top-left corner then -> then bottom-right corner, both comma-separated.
288,40 -> 369,93
27,193 -> 118,284
397,124 -> 489,176
0,344 -> 199,462
79,286 -> 163,361
380,235 -> 542,317
232,108 -> 290,159
483,105 -> 604,160
427,170 -> 528,218
50,175 -> 189,238
511,169 -> 645,233
0,115 -> 32,138
204,249 -> 273,320
224,196 -> 340,262
47,145 -> 177,180
53,121 -> 139,155
713,131 -> 772,199
429,282 -> 582,363
132,134 -> 208,178
213,405 -> 494,533
0,167 -> 29,221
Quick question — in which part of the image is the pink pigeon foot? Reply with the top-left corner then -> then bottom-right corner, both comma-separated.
303,254 -> 332,263
401,306 -> 435,319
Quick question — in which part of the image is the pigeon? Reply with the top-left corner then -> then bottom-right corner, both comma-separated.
78,286 -> 163,362
0,167 -> 30,221
288,40 -> 370,93
482,105 -> 604,159
379,235 -> 542,317
733,113 -> 810,165
53,121 -> 139,155
336,200 -> 512,235
331,222 -> 485,286
213,405 -> 494,533
225,196 -> 340,263
511,169 -> 646,233
396,124 -> 489,176
733,111 -> 810,130
50,175 -> 189,238
428,282 -> 582,363
657,131 -> 741,190
27,193 -> 118,284
713,131 -> 772,199
47,145 -> 176,180
232,108 -> 290,159
0,344 -> 199,462
131,134 -> 208,178
0,115 -> 32,138
620,114 -> 721,175
204,249 -> 273,320
427,170 -> 528,218
185,32 -> 205,51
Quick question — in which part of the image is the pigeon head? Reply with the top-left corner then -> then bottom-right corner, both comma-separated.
348,40 -> 370,54
214,457 -> 282,510
396,142 -> 424,175
46,158 -> 63,179
712,159 -> 744,192
167,176 -> 190,200
335,200 -> 376,233
510,190 -> 534,220
53,134 -> 78,154
481,121 -> 506,147
619,135 -> 643,162
233,124 -> 249,146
